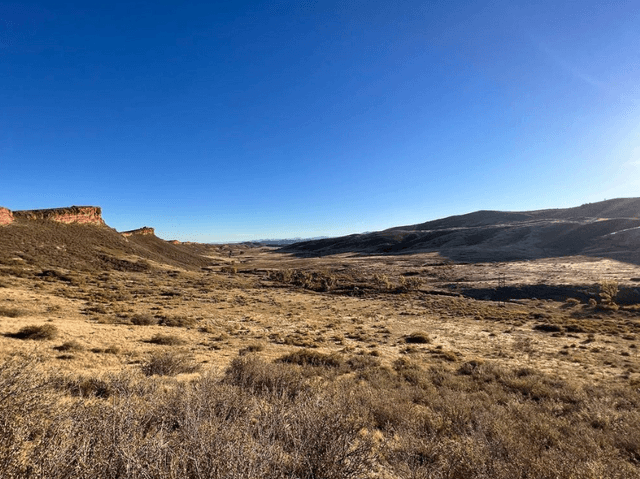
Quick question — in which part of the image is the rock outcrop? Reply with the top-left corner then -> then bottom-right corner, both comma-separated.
121,227 -> 155,237
0,207 -> 14,225
12,206 -> 105,225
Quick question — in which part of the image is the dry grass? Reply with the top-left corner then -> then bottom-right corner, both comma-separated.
1,354 -> 639,478
1,243 -> 640,477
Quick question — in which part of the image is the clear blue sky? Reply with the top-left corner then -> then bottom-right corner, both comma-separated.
2,1 -> 639,242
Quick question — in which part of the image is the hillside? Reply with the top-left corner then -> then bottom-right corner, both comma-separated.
282,198 -> 640,264
0,206 -> 211,272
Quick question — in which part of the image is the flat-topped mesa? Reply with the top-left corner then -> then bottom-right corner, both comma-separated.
0,207 -> 14,225
12,206 -> 105,225
121,226 -> 155,237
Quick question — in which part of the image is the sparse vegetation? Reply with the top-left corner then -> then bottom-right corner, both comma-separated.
2,217 -> 640,477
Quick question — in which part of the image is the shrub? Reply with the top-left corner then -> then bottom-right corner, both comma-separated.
103,344 -> 121,354
142,351 -> 199,376
0,306 -> 26,318
533,323 -> 563,333
405,331 -> 431,344
54,340 -> 84,352
277,349 -> 342,368
599,280 -> 619,305
7,324 -> 58,340
146,334 -> 184,346
344,355 -> 381,371
224,355 -> 307,397
239,343 -> 265,355
160,315 -> 196,328
130,313 -> 158,326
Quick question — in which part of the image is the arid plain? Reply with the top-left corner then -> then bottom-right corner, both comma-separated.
1,204 -> 639,478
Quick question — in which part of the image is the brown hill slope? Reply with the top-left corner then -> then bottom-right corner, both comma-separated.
0,209 -> 211,272
282,198 -> 640,264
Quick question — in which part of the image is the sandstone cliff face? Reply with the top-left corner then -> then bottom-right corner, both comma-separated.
0,207 -> 14,225
13,206 -> 105,225
121,227 -> 155,237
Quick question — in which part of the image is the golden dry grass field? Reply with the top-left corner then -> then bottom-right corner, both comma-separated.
1,238 -> 640,478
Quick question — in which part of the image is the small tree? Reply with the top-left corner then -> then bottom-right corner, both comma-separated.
599,280 -> 619,306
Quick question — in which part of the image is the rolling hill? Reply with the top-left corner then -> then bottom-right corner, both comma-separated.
282,198 -> 640,264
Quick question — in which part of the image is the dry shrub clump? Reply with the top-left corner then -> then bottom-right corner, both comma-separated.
146,333 -> 184,346
267,269 -> 338,291
1,353 -> 639,479
0,306 -> 26,318
404,331 -> 431,344
238,342 -> 265,355
130,313 -> 158,326
159,315 -> 197,328
277,348 -> 342,368
142,351 -> 199,376
53,340 -> 84,352
224,355 -> 308,398
6,324 -> 59,340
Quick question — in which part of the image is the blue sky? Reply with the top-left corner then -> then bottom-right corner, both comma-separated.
2,1 -> 639,242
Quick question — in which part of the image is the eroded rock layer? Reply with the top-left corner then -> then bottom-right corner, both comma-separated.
13,206 -> 105,225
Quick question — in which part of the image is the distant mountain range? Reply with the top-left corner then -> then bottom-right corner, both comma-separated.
281,198 -> 640,265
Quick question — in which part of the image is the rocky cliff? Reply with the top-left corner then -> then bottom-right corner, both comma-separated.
0,207 -> 14,225
121,227 -> 155,237
12,206 -> 105,225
